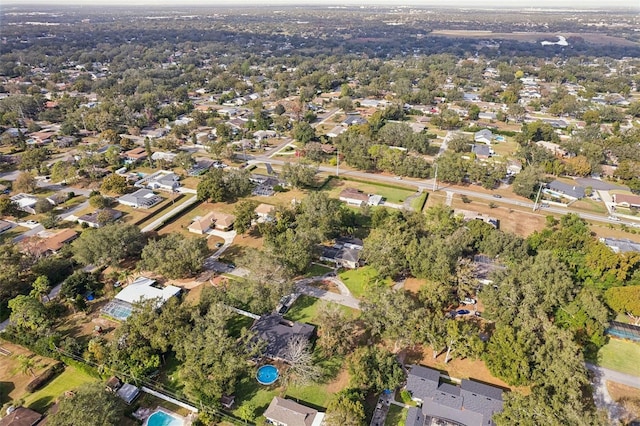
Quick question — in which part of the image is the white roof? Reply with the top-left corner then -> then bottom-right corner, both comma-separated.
115,276 -> 181,305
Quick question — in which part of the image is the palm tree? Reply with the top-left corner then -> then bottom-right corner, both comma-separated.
17,355 -> 36,377
30,275 -> 51,302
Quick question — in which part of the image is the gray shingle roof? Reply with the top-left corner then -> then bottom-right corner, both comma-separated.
405,365 -> 504,426
263,397 -> 318,426
251,314 -> 315,362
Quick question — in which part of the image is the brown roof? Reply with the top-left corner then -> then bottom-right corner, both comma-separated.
189,211 -> 235,232
124,147 -> 147,159
255,203 -> 275,216
614,193 -> 640,207
339,188 -> 369,202
21,229 -> 78,255
263,397 -> 318,426
0,407 -> 42,426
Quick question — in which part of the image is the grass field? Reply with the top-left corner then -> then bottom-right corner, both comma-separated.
597,338 -> 640,377
339,266 -> 392,298
285,295 -> 357,326
323,178 -> 415,204
304,263 -> 334,278
385,404 -> 408,426
410,192 -> 428,212
23,366 -> 98,413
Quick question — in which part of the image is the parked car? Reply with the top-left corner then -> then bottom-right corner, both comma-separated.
215,242 -> 223,248
25,220 -> 38,225
608,215 -> 621,222
456,309 -> 471,316
461,297 -> 476,305
492,194 -> 502,198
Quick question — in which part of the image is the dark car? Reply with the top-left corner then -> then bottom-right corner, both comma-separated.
456,309 -> 471,315
492,194 -> 502,198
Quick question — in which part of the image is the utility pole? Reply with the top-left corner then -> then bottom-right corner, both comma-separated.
533,181 -> 543,211
336,148 -> 339,177
433,163 -> 438,192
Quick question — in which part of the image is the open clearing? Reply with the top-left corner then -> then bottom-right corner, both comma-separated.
23,366 -> 97,413
0,342 -> 56,404
429,30 -> 639,47
597,339 -> 640,377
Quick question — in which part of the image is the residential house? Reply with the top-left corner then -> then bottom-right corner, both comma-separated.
255,203 -> 275,222
117,189 -> 163,209
478,112 -> 497,121
320,144 -> 336,154
188,158 -> 216,176
150,151 -> 177,163
135,170 -> 180,192
599,238 -> 640,254
320,236 -> 364,269
77,208 -> 123,228
101,276 -> 181,321
544,180 -> 585,201
45,192 -> 68,206
326,126 -> 346,138
506,160 -> 522,175
0,220 -> 13,234
613,193 -> 640,209
405,364 -> 504,426
339,188 -> 383,207
535,141 -> 568,157
341,114 -> 367,127
263,397 -> 324,426
250,314 -> 315,363
320,246 -> 361,269
20,229 -> 78,256
254,130 -> 277,142
0,407 -> 42,426
474,129 -> 493,144
10,193 -> 39,214
188,211 -> 235,234
28,129 -> 55,145
463,93 -> 480,102
455,209 -> 499,229
471,144 -> 493,160
123,147 -> 148,164
251,174 -> 285,197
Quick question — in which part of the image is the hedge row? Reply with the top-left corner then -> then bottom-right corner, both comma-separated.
26,362 -> 64,393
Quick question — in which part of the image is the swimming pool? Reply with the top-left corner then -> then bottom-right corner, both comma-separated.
256,364 -> 279,385
145,410 -> 184,426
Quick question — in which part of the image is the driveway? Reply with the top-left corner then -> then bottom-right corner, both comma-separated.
585,363 -> 628,422
140,195 -> 198,232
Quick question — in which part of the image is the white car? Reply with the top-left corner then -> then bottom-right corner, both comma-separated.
25,220 -> 38,226
608,216 -> 621,222
461,297 -> 476,305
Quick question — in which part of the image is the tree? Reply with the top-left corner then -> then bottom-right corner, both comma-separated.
281,336 -> 322,386
325,388 -> 366,426
8,295 -> 51,334
0,195 -> 18,216
484,324 -> 534,386
100,174 -> 128,194
292,121 -> 316,144
512,166 -> 544,199
233,200 -> 258,235
72,223 -> 145,267
14,171 -> 37,193
88,194 -> 111,209
140,234 -> 208,279
17,354 -> 36,377
34,198 -> 53,214
317,303 -> 358,357
281,162 -> 317,188
46,383 -> 125,426
19,148 -> 49,172
197,168 -> 252,203
448,134 -> 472,153
30,275 -> 51,302
50,161 -> 77,184
60,271 -> 100,313
605,286 -> 640,325
174,151 -> 194,170
347,346 -> 404,393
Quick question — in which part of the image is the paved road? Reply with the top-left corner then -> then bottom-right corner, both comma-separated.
586,363 -> 632,423
246,155 -> 640,227
586,363 -> 640,390
140,195 -> 198,233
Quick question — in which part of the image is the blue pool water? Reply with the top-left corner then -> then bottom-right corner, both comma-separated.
145,411 -> 184,426
495,135 -> 505,142
256,365 -> 279,385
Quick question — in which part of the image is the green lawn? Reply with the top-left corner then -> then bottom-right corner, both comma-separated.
232,376 -> 279,422
304,263 -> 334,278
597,338 -> 640,376
23,366 -> 98,413
285,295 -> 356,326
410,192 -> 428,212
385,404 -> 408,426
339,266 -> 392,298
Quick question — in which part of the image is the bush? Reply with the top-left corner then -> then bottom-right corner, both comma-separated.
34,199 -> 53,214
26,362 -> 64,392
